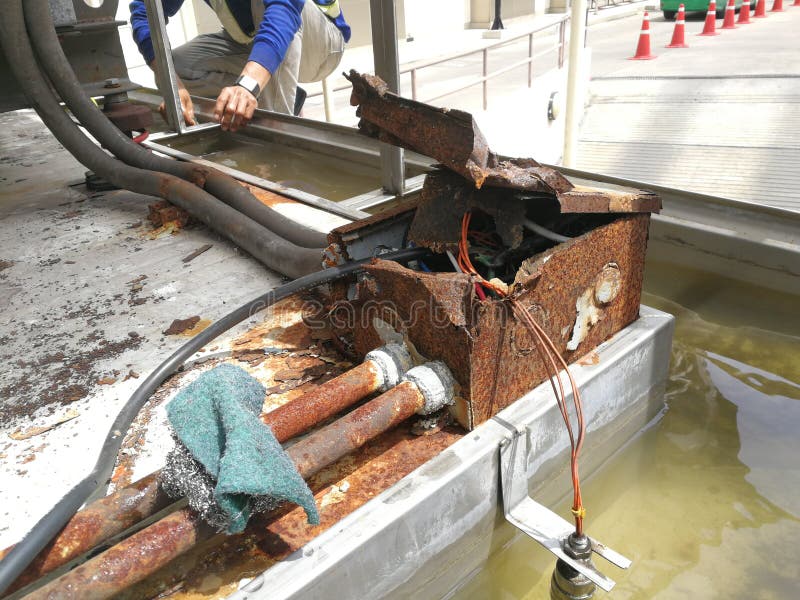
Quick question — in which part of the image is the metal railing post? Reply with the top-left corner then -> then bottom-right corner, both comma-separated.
369,0 -> 405,195
482,48 -> 488,110
528,33 -> 533,87
411,69 -> 418,101
143,0 -> 184,134
322,77 -> 334,122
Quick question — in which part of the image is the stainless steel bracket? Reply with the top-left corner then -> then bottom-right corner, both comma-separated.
499,425 -> 631,592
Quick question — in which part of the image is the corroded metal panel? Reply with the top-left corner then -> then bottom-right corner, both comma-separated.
343,215 -> 650,430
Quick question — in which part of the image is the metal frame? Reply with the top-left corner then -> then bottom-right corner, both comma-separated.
142,0 -> 217,135
133,90 -> 431,219
309,16 -> 569,117
499,425 -> 630,592
369,0 -> 405,195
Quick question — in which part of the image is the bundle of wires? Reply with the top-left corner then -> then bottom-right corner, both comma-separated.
458,212 -> 587,536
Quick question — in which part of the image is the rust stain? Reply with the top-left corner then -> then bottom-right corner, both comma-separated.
163,316 -> 201,336
147,200 -> 191,229
243,183 -> 291,208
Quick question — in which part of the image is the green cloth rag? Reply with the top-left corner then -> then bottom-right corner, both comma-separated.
166,363 -> 319,533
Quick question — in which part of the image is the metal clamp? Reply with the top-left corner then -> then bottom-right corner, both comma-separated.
498,426 -> 631,592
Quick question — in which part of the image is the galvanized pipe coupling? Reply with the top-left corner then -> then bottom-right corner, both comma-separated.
402,361 -> 457,415
365,343 -> 414,392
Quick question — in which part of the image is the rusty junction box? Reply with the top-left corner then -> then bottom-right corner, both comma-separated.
326,72 -> 662,430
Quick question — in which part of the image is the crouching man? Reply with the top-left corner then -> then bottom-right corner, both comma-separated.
130,0 -> 351,130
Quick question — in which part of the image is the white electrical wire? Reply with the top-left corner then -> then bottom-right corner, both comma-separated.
523,219 -> 572,244
446,250 -> 463,273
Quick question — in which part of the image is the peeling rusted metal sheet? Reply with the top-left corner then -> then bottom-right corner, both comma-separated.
407,169 -> 537,251
346,70 -> 573,195
345,70 -> 660,214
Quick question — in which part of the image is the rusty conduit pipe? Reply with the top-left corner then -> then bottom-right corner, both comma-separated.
24,0 -> 328,250
24,363 -> 456,600
265,343 -> 413,441
0,345 -> 413,591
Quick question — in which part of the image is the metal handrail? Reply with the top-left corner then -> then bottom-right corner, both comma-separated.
311,15 -> 569,119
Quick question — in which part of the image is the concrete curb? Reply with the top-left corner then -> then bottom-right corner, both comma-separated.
587,1 -> 659,25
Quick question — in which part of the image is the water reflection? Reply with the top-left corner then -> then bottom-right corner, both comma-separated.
449,269 -> 800,599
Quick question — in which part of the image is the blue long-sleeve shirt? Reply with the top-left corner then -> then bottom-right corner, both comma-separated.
129,0 -> 351,76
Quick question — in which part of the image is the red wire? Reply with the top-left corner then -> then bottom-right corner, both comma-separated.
132,130 -> 149,144
459,211 -> 586,535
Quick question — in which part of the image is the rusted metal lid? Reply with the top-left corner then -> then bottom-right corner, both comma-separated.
345,70 -> 660,215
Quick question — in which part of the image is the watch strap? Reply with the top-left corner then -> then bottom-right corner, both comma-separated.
235,75 -> 261,98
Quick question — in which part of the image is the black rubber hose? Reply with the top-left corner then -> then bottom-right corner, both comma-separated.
0,245 -> 427,595
0,0 -> 320,279
24,0 -> 329,249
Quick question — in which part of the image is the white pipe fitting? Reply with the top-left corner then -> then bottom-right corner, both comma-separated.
364,343 -> 414,392
403,361 -> 457,415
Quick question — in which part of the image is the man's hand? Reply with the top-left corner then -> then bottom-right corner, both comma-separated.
158,86 -> 197,127
214,85 -> 257,132
149,60 -> 196,127
214,61 -> 270,132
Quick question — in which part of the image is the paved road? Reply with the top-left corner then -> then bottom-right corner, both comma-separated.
577,8 -> 800,212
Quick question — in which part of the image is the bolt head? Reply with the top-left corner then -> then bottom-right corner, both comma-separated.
104,78 -> 121,88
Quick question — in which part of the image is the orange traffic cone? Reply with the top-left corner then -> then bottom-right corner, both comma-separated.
699,0 -> 720,35
629,12 -> 657,59
667,4 -> 689,46
771,0 -> 785,11
755,0 -> 767,17
722,0 -> 737,27
738,0 -> 752,22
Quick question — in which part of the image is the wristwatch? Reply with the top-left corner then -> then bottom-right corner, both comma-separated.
235,74 -> 261,99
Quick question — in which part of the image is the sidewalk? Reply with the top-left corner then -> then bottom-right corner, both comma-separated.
576,8 -> 800,212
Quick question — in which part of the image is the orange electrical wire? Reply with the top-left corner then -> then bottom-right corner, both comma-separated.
459,212 -> 586,535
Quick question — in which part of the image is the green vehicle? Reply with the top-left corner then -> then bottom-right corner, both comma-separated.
660,0 -> 757,19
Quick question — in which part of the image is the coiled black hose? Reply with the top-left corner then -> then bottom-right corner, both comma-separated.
0,0 -> 321,279
0,246 -> 426,595
24,0 -> 328,249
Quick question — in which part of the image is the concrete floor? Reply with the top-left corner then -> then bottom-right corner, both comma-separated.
0,110 -> 284,548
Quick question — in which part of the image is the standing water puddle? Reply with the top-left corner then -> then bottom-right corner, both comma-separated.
161,131 -> 383,202
449,259 -> 800,599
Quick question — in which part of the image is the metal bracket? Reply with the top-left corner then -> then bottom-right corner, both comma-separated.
499,426 -> 631,592
143,0 -> 218,136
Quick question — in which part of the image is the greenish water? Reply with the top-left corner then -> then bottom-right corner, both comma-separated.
162,131 -> 383,201
450,260 -> 800,599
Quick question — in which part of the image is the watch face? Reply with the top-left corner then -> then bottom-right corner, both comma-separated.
237,76 -> 259,97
